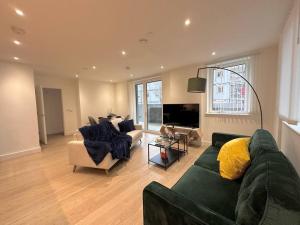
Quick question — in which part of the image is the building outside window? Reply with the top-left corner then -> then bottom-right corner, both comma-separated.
208,58 -> 251,114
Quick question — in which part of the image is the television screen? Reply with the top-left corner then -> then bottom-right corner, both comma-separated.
163,104 -> 199,128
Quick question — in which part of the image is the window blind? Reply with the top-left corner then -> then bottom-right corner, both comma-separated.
279,0 -> 300,122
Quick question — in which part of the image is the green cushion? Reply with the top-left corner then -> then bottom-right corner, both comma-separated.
194,146 -> 220,172
172,165 -> 241,220
236,151 -> 300,225
248,129 -> 278,159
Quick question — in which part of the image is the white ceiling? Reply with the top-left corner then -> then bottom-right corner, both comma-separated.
0,0 -> 293,82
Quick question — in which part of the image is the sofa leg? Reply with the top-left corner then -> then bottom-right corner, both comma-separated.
73,165 -> 77,173
105,169 -> 109,175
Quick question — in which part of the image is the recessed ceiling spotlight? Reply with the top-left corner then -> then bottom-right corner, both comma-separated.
184,18 -> 191,26
121,50 -> 126,56
160,65 -> 164,69
15,8 -> 24,16
110,80 -> 113,82
212,51 -> 216,56
13,40 -> 21,45
75,74 -> 79,78
130,74 -> 134,77
13,56 -> 19,60
92,65 -> 96,70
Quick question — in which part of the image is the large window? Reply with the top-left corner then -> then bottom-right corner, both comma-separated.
208,58 -> 251,114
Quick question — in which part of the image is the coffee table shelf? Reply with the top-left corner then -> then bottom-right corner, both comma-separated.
148,138 -> 184,170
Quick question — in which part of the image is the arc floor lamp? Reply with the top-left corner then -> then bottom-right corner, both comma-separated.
187,66 -> 263,129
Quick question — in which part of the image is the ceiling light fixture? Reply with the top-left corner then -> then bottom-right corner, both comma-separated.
15,8 -> 24,16
160,65 -> 164,69
13,57 -> 19,60
184,18 -> 191,26
92,66 -> 96,70
121,50 -> 126,56
75,74 -> 79,78
13,40 -> 21,45
130,74 -> 134,77
212,52 -> 216,56
110,80 -> 113,82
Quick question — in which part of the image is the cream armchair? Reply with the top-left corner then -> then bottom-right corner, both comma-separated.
68,125 -> 143,174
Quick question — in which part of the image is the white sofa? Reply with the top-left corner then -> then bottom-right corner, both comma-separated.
68,125 -> 143,174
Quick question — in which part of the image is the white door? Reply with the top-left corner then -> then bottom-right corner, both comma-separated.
35,86 -> 47,144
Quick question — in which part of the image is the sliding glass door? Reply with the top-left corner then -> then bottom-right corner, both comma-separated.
135,84 -> 144,128
135,80 -> 162,131
147,81 -> 162,131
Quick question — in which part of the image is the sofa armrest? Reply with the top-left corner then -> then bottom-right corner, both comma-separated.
134,124 -> 143,130
212,132 -> 248,148
143,181 -> 235,225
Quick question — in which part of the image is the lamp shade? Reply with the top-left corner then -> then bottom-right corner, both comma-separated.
187,77 -> 206,93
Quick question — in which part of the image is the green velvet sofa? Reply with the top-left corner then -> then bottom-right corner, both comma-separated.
143,129 -> 300,225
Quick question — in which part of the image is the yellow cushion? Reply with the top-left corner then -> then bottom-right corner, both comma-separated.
217,138 -> 251,180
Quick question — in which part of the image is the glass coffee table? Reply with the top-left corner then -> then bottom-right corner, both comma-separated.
148,137 -> 184,170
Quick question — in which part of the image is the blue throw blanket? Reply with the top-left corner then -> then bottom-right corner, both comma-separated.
79,119 -> 132,165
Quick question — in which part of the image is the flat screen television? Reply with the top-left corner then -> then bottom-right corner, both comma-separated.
163,104 -> 199,128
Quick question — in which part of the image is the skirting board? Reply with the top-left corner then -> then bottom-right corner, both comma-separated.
0,146 -> 41,161
64,130 -> 78,136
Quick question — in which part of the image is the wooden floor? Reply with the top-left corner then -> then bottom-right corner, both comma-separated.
0,133 -> 207,225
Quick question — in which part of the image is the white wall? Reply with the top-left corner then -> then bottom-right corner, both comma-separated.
34,74 -> 80,135
43,88 -> 64,135
117,46 -> 279,142
277,0 -> 300,174
78,79 -> 115,125
0,61 -> 40,159
114,81 -> 129,117
281,122 -> 300,175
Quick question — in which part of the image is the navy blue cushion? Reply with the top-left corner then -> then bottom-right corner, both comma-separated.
118,119 -> 135,133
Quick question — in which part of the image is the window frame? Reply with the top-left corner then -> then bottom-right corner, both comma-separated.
206,57 -> 252,116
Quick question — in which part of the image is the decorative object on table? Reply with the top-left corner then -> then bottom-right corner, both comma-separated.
160,151 -> 168,160
187,66 -> 263,129
159,125 -> 202,147
166,127 -> 175,139
159,125 -> 168,136
155,137 -> 162,143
